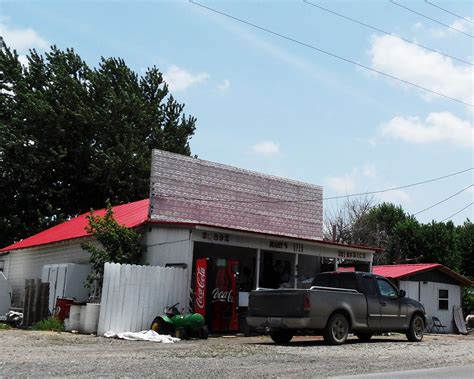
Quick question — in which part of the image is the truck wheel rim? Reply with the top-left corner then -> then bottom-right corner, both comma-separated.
414,318 -> 423,339
333,318 -> 347,341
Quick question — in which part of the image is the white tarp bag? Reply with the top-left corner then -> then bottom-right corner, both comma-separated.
104,330 -> 180,343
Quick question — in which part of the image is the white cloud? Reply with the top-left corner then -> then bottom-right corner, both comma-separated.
450,18 -> 474,34
376,189 -> 411,204
326,174 -> 356,194
18,54 -> 28,67
368,35 -> 473,105
381,111 -> 473,148
0,23 -> 49,51
251,141 -> 281,156
362,164 -> 376,178
163,65 -> 209,92
217,79 -> 230,91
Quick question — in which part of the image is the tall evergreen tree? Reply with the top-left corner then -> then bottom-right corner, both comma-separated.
0,41 -> 196,248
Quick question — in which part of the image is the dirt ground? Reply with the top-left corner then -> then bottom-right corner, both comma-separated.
0,330 -> 473,377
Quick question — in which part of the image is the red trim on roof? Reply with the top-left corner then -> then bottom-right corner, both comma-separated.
1,199 -> 150,252
149,220 -> 381,252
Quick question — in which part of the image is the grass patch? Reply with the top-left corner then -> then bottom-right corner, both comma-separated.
32,316 -> 64,332
0,323 -> 11,330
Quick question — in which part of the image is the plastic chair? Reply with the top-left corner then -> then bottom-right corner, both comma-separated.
430,316 -> 446,333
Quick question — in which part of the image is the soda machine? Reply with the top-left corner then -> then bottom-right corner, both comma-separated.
194,257 -> 239,332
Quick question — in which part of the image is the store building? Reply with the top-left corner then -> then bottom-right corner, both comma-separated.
1,150 -> 380,333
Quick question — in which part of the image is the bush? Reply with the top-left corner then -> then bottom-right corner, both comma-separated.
0,323 -> 11,330
32,316 -> 64,331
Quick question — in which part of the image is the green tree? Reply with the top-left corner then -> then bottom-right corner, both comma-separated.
0,41 -> 196,248
456,219 -> 474,279
389,217 -> 423,264
418,221 -> 462,271
81,200 -> 143,287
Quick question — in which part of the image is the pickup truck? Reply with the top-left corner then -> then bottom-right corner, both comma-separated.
247,271 -> 426,345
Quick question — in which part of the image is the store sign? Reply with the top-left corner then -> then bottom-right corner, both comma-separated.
194,258 -> 207,316
269,240 -> 288,249
338,251 -> 367,259
202,231 -> 230,242
269,240 -> 304,253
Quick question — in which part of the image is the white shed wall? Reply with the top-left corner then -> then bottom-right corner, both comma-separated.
400,280 -> 461,333
4,239 -> 94,307
142,226 -> 193,306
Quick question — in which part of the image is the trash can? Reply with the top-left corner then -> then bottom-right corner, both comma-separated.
54,298 -> 75,321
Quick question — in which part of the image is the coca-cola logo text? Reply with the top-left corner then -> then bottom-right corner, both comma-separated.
195,266 -> 206,309
211,288 -> 233,303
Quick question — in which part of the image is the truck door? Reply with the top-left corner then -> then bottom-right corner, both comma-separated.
360,275 -> 381,330
376,278 -> 406,330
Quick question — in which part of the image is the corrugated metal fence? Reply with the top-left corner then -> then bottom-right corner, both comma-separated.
97,263 -> 188,336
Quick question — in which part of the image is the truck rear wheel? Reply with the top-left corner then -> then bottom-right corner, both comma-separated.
324,313 -> 349,345
270,329 -> 294,344
406,314 -> 424,342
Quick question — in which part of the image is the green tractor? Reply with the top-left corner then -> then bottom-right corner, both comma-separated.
150,302 -> 209,340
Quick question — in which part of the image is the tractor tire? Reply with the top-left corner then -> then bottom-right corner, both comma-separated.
324,313 -> 349,345
175,327 -> 188,340
150,317 -> 172,335
198,326 -> 209,340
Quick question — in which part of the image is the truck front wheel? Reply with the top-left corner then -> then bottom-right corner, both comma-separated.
270,329 -> 294,344
324,313 -> 349,345
406,314 -> 424,342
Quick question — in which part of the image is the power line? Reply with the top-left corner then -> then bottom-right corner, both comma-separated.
156,167 -> 473,204
441,202 -> 473,222
390,0 -> 473,38
189,1 -> 473,107
303,0 -> 472,66
413,184 -> 473,215
424,0 -> 474,25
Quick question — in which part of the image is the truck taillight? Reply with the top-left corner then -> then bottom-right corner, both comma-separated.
304,293 -> 311,312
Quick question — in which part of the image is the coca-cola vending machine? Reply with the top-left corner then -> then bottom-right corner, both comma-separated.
194,257 -> 239,333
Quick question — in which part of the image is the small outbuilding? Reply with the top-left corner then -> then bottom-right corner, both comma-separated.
373,264 -> 472,333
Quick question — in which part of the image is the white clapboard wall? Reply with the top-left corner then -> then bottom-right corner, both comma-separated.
97,263 -> 188,336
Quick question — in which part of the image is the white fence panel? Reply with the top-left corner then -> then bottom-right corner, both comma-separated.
97,263 -> 188,336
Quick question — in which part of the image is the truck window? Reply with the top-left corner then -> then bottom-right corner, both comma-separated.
360,275 -> 378,296
312,274 -> 330,287
338,274 -> 357,290
376,278 -> 398,298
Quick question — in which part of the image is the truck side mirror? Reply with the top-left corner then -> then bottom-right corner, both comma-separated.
399,290 -> 406,298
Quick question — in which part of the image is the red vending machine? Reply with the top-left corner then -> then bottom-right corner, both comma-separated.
194,258 -> 239,333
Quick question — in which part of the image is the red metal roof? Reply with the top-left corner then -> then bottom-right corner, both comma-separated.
0,199 -> 150,252
338,264 -> 472,286
372,264 -> 441,278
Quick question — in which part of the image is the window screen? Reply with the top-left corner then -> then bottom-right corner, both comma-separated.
438,289 -> 448,310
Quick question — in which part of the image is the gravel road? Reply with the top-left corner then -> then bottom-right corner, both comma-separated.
0,330 -> 472,377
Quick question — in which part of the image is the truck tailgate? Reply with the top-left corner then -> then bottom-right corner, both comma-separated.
248,290 -> 308,317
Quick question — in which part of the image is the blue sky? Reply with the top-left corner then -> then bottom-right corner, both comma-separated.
1,0 -> 473,225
